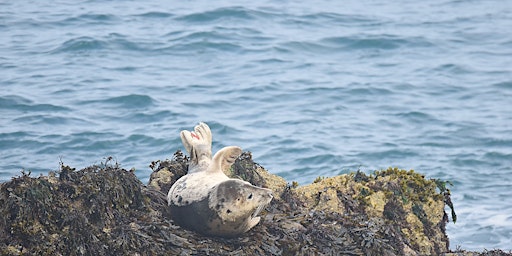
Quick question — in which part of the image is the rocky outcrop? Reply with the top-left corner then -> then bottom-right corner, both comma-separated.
0,151 -> 507,255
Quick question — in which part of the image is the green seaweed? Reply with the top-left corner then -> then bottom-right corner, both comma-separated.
434,179 -> 457,223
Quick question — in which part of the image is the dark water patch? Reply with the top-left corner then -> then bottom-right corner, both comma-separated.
175,6 -> 259,23
483,151 -> 512,162
0,132 -> 37,150
106,66 -> 138,72
166,41 -> 243,54
0,132 -> 34,140
169,31 -> 233,42
79,94 -> 155,109
296,153 -> 343,166
492,81 -> 512,89
278,41 -> 334,55
480,138 -> 512,148
201,121 -> 244,140
105,33 -> 147,52
134,11 -> 174,18
254,58 -> 290,65
60,13 -> 119,25
450,156 -> 490,168
344,85 -> 394,96
166,28 -> 273,52
301,12 -> 378,26
50,36 -> 107,53
163,30 -> 187,39
0,95 -> 70,112
321,35 -> 414,50
431,63 -> 474,75
49,35 -> 149,54
394,111 -> 439,124
182,99 -> 232,109
53,89 -> 76,95
278,118 -> 325,127
121,110 -> 177,123
419,139 -> 457,148
0,58 -> 16,69
68,138 -> 125,152
71,131 -> 122,139
0,95 -> 31,108
13,115 -> 87,126
0,137 -> 49,151
355,149 -> 419,161
127,134 -> 159,144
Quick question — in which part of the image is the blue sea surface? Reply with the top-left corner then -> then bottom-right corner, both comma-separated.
1,0 -> 511,251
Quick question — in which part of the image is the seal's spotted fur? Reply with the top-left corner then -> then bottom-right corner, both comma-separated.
167,122 -> 273,237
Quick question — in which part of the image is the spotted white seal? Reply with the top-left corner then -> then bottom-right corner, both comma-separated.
167,122 -> 273,237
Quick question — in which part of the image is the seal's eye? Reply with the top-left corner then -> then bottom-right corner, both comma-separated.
248,193 -> 253,200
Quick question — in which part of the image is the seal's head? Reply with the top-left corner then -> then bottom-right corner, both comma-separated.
207,179 -> 273,237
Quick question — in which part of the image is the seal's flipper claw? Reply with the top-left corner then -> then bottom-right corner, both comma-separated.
194,122 -> 212,146
211,146 -> 242,174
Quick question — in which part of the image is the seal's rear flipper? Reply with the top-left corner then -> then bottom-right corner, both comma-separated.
211,146 -> 242,174
180,122 -> 213,169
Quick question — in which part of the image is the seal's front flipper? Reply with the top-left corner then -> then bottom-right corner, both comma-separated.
180,122 -> 213,171
211,146 -> 242,174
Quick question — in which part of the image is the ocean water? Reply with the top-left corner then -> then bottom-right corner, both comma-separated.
1,0 -> 511,251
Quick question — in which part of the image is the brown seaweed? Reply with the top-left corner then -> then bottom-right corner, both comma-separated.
0,151 -> 509,256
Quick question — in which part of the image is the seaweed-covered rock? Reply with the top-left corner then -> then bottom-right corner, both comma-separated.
0,164 -> 182,255
0,151 -> 508,255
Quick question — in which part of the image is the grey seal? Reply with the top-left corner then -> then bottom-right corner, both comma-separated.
167,122 -> 273,237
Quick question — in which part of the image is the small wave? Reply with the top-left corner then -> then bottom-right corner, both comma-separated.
356,149 -> 419,161
395,111 -> 439,124
160,29 -> 261,54
62,13 -> 119,24
159,41 -> 244,54
134,12 -> 174,18
79,94 -> 156,109
321,35 -> 428,50
13,115 -> 90,126
121,110 -> 177,123
175,6 -> 259,23
168,30 -> 233,43
301,12 -> 380,26
278,41 -> 332,55
277,35 -> 433,56
50,36 -> 107,53
483,151 -> 512,161
0,136 -> 49,151
345,86 -> 393,96
492,81 -> 512,89
0,132 -> 37,151
431,63 -> 473,75
49,34 -> 151,54
0,95 -> 70,112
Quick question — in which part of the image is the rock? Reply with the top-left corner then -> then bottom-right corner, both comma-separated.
0,151 -> 509,256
